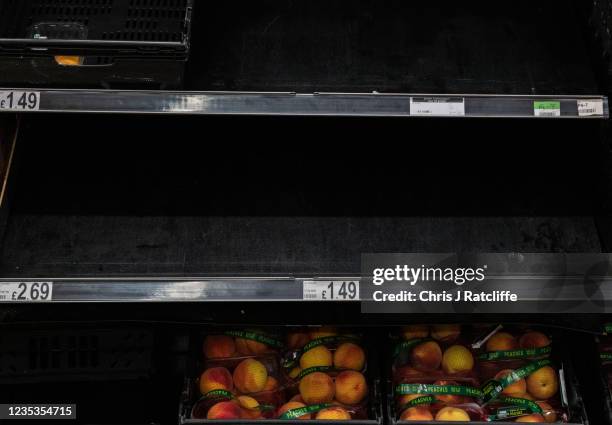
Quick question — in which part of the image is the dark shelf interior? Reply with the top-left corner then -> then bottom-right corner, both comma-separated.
0,115 -> 607,278
0,0 -> 604,95
186,0 -> 600,94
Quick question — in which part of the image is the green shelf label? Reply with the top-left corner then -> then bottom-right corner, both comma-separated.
534,101 -> 561,117
534,101 -> 560,109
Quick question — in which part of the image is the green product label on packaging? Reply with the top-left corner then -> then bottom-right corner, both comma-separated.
279,403 -> 332,419
488,407 -> 531,421
397,395 -> 436,414
297,365 -> 334,380
302,335 -> 361,352
601,352 -> 612,361
223,330 -> 284,348
478,345 -> 551,361
605,323 -> 612,334
201,390 -> 274,412
202,389 -> 234,401
395,383 -> 482,398
487,396 -> 543,421
392,338 -> 430,359
481,359 -> 552,404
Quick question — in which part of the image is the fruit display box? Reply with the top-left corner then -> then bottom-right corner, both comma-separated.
179,328 -> 382,424
597,326 -> 612,425
389,324 -> 588,425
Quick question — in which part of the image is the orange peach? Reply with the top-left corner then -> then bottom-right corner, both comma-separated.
431,325 -> 461,343
335,370 -> 368,405
207,401 -> 242,420
199,367 -> 233,395
263,376 -> 279,391
237,396 -> 262,419
441,345 -> 474,374
401,406 -> 434,421
235,338 -> 271,355
401,325 -> 430,340
434,380 -> 464,404
299,371 -> 335,404
435,406 -> 470,421
495,369 -> 526,397
233,358 -> 268,394
333,342 -> 366,371
520,332 -> 551,349
515,393 -> 534,401
290,394 -> 305,403
278,401 -> 311,420
289,367 -> 302,379
515,414 -> 546,423
203,335 -> 237,359
486,332 -> 518,352
536,401 -> 557,423
300,345 -> 333,369
309,327 -> 338,340
526,366 -> 558,400
411,341 -> 442,372
316,406 -> 352,420
288,332 -> 310,350
395,366 -> 423,379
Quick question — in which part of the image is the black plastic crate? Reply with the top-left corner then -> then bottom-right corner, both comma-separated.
0,327 -> 154,383
0,0 -> 193,89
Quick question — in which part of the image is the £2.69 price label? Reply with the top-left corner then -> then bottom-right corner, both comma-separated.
0,91 -> 40,111
302,280 -> 359,301
0,282 -> 53,302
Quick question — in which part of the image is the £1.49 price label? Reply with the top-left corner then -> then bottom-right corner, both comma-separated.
0,91 -> 40,111
0,282 -> 53,302
302,280 -> 359,301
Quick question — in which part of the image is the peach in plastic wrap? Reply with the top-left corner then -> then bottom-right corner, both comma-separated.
335,370 -> 368,405
299,371 -> 335,404
233,358 -> 268,394
206,401 -> 242,420
199,367 -> 233,395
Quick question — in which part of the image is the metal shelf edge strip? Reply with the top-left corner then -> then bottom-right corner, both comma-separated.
0,89 -> 608,118
0,278 -> 336,303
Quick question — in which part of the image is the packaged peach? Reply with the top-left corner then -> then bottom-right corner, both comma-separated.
480,359 -> 569,423
397,403 -> 485,422
473,325 -> 552,382
203,329 -> 285,360
281,367 -> 370,413
194,328 -> 286,421
484,396 -> 568,423
276,399 -> 369,420
393,380 -> 485,422
192,354 -> 286,420
392,324 -> 479,383
282,328 -> 367,383
598,324 -> 612,398
280,328 -> 373,420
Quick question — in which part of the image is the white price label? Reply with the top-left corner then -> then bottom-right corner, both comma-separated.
577,99 -> 604,117
410,97 -> 465,116
0,282 -> 53,302
302,280 -> 359,301
0,91 -> 40,111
